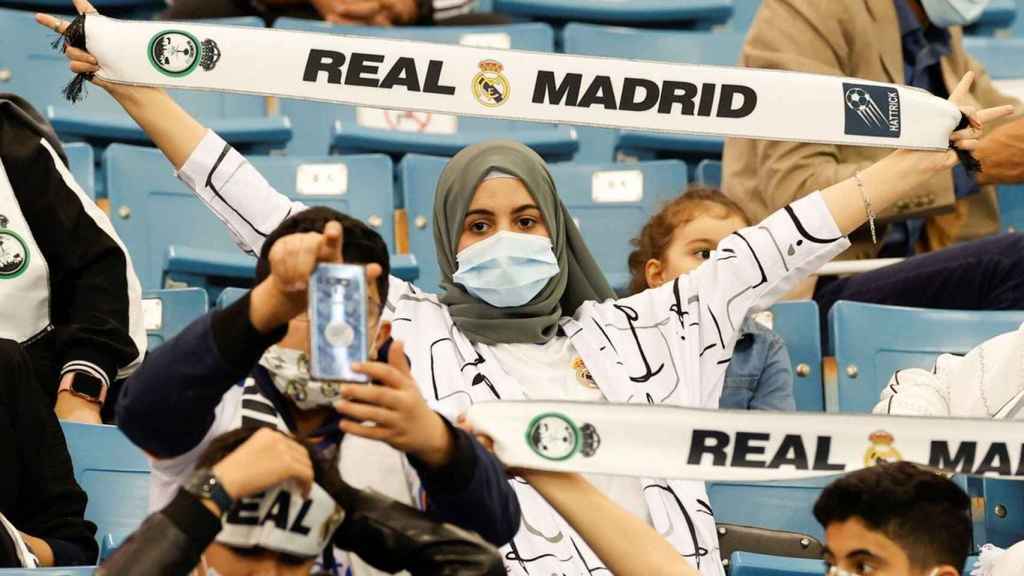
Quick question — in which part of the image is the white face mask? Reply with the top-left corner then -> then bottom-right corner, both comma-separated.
452,231 -> 560,308
258,346 -> 344,410
919,0 -> 992,27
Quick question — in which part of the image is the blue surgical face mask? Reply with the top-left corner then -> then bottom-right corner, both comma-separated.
920,0 -> 991,28
452,231 -> 559,308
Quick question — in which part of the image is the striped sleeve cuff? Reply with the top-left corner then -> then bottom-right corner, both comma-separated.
60,360 -> 110,387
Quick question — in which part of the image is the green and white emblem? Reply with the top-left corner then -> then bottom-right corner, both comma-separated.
0,215 -> 29,279
526,412 -> 601,461
148,30 -> 221,77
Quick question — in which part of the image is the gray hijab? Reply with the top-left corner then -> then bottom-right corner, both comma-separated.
433,140 -> 615,345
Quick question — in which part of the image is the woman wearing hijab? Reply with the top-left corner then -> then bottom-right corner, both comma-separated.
39,5 -> 1013,573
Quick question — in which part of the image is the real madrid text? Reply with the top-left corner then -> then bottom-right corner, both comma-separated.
300,50 -> 759,118
685,429 -> 1024,477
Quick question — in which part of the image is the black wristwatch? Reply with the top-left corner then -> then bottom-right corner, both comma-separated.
185,467 -> 235,516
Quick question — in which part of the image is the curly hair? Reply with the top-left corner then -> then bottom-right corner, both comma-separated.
626,186 -> 748,295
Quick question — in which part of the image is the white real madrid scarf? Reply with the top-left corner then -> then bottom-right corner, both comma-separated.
219,380 -> 345,559
57,15 -> 967,151
466,401 -> 1024,481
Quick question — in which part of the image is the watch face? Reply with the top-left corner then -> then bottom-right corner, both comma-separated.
71,373 -> 104,399
188,470 -> 217,497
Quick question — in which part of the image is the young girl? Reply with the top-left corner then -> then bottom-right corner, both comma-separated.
628,187 -> 796,411
39,3 -> 1011,573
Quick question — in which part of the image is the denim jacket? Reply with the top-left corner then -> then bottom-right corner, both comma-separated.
720,315 -> 796,411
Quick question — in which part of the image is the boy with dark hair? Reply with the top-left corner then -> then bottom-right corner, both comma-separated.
813,461 -> 972,576
118,207 -> 520,575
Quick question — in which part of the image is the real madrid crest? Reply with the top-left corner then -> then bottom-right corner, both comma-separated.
526,412 -> 601,461
472,60 -> 510,108
571,356 -> 598,389
864,430 -> 902,467
0,215 -> 29,279
148,30 -> 221,78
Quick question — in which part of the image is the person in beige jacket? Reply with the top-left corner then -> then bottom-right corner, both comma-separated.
723,0 -> 1024,334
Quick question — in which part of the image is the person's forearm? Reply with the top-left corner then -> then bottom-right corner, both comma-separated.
819,150 -> 938,237
105,85 -> 207,170
524,471 -> 694,576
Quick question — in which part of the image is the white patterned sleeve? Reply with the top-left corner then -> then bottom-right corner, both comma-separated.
176,130 -> 307,256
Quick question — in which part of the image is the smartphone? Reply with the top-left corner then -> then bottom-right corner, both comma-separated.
308,263 -> 369,383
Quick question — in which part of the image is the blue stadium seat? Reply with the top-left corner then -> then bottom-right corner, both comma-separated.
963,37 -> 1024,79
271,20 -> 577,161
64,143 -> 95,200
492,0 -> 731,27
827,301 -> 1024,413
400,154 -> 686,293
726,0 -> 763,31
217,286 -> 249,309
767,301 -> 824,412
998,187 -> 1024,232
59,421 -> 150,562
694,159 -> 723,188
965,0 -> 1018,35
142,288 -> 210,349
729,552 -> 823,576
0,10 -> 289,159
708,476 -> 836,542
105,145 -> 415,296
561,24 -> 746,173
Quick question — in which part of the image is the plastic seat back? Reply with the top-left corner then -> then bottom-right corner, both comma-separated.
827,301 -> 1024,413
142,288 -> 210,349
60,422 -> 150,561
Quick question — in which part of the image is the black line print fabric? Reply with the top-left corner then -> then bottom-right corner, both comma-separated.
783,205 -> 843,244
645,483 -> 709,568
600,313 -> 681,402
670,279 -> 688,339
720,229 -> 769,332
706,307 -> 726,350
757,225 -> 790,273
592,318 -> 619,355
428,337 -> 474,404
205,143 -> 272,240
613,303 -> 665,383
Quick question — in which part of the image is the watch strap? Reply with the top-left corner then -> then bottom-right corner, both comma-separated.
187,468 -> 235,515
